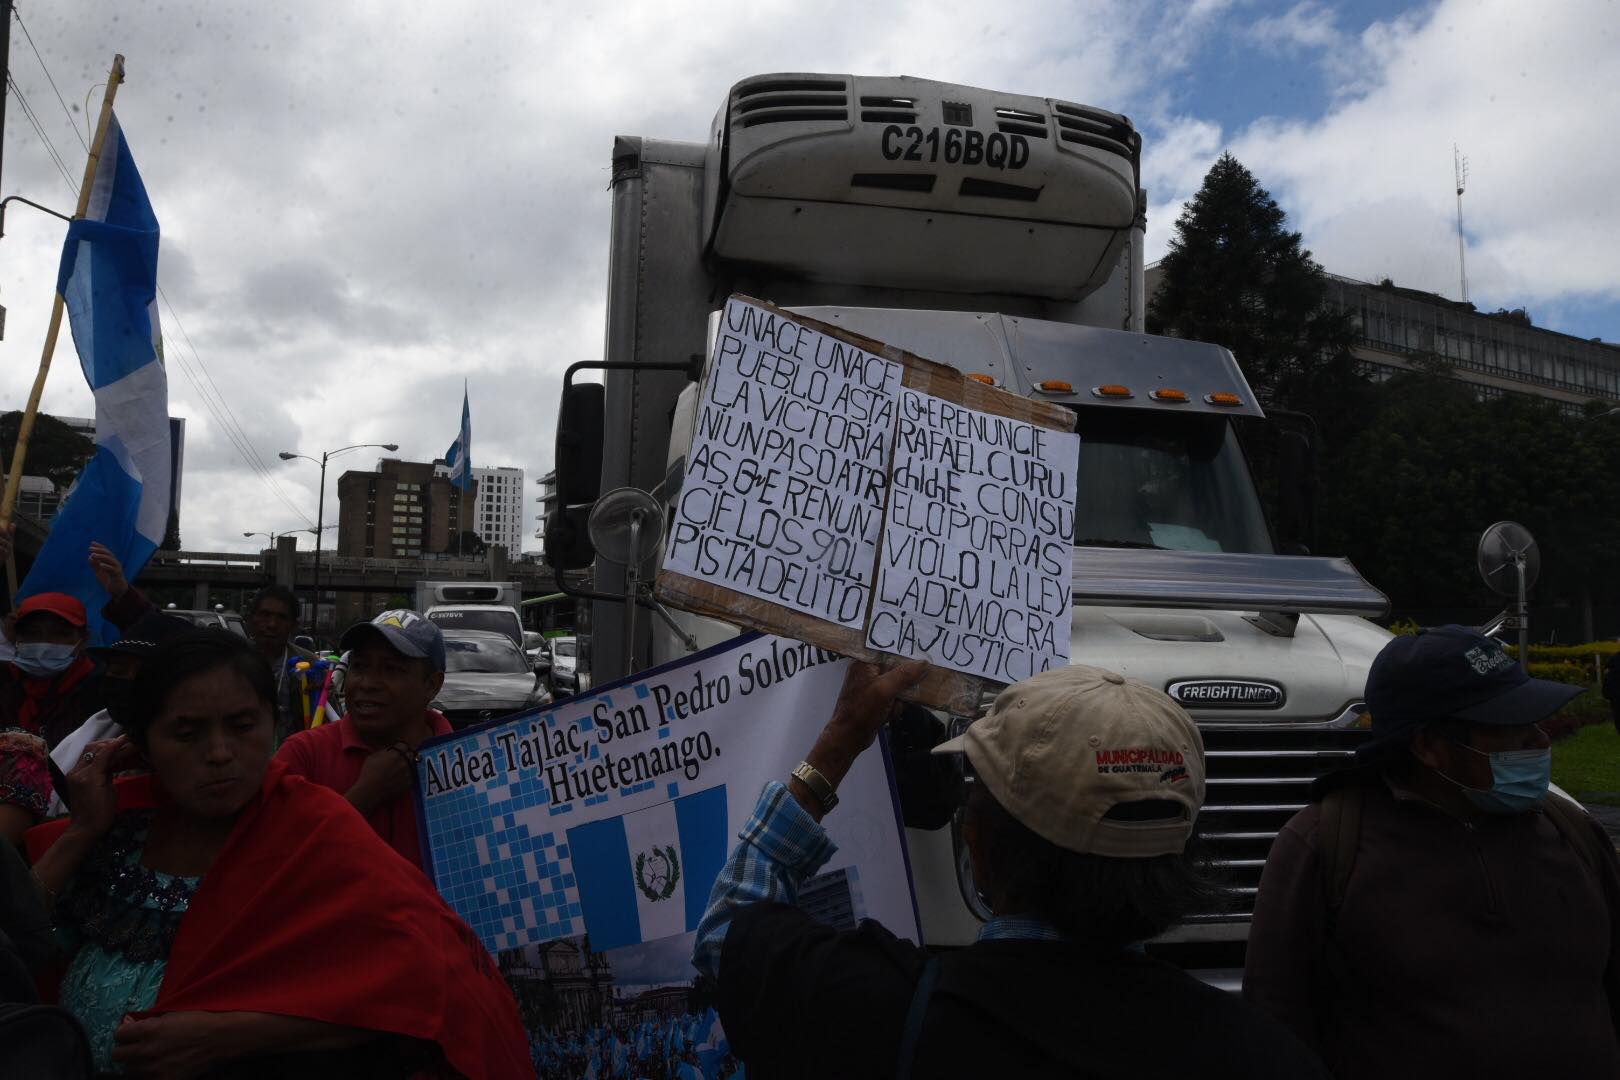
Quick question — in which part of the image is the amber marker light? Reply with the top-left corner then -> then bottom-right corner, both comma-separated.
1151,388 -> 1190,402
1205,392 -> 1245,407
1036,379 -> 1075,393
966,373 -> 996,385
1092,384 -> 1134,399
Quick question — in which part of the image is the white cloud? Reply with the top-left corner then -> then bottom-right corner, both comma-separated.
1249,1 -> 1342,52
1,0 -> 1614,560
1227,0 -> 1620,309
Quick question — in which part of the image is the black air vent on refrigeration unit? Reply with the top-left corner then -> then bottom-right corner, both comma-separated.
1051,101 -> 1141,172
735,79 -> 849,127
860,95 -> 918,123
851,173 -> 938,193
994,106 -> 1049,138
958,177 -> 1042,202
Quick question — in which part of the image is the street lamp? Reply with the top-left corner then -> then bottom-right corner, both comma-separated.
243,530 -> 280,547
279,443 -> 399,632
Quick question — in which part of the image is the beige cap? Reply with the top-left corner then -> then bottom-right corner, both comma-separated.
934,665 -> 1205,857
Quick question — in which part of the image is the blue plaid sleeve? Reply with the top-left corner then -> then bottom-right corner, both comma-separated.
691,780 -> 837,981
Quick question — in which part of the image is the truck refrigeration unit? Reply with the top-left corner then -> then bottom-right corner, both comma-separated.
544,73 -> 1391,983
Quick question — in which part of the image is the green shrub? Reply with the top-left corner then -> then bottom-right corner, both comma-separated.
1547,690 -> 1610,741
1520,641 -> 1620,663
1527,661 -> 1594,687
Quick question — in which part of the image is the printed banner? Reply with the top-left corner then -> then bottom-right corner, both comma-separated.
415,633 -> 919,1077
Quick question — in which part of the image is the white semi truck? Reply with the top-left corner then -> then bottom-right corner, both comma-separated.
544,73 -> 1391,982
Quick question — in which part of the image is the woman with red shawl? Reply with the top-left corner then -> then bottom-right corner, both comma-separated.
27,630 -> 529,1078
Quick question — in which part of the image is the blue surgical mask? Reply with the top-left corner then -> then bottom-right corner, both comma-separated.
13,642 -> 79,678
1443,741 -> 1551,815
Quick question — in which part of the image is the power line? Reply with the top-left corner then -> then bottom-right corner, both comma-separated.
6,72 -> 77,195
154,287 -> 317,529
12,7 -> 87,152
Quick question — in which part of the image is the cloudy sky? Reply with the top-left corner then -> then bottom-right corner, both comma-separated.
2,0 -> 1615,554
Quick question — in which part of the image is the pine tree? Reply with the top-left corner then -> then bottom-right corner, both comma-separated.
1147,153 -> 1356,404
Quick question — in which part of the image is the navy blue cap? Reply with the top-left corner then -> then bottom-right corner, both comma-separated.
339,609 -> 446,672
1355,625 -> 1581,762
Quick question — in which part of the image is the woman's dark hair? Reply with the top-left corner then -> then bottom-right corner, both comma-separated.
124,629 -> 277,746
966,782 -> 1227,947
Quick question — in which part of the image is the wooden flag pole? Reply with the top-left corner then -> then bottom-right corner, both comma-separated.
0,53 -> 126,530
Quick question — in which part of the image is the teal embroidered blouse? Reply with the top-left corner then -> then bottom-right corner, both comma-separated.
55,811 -> 200,1074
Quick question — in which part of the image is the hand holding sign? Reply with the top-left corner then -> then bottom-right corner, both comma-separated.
790,659 -> 928,822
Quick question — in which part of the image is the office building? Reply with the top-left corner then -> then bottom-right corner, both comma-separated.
1145,266 -> 1620,412
534,469 -> 559,546
435,464 -> 525,556
336,458 -> 477,560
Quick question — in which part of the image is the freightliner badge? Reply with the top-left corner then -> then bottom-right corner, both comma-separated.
1165,679 -> 1285,709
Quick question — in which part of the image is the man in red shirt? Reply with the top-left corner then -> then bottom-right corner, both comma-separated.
276,610 -> 451,870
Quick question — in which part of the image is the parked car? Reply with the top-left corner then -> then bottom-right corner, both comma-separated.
550,636 -> 581,694
522,631 -> 551,677
164,607 -> 249,638
433,629 -> 550,729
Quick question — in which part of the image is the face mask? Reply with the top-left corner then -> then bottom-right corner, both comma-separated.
1441,740 -> 1551,815
13,642 -> 79,678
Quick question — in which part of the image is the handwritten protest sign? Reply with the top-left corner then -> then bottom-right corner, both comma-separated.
415,632 -> 918,962
663,296 -> 903,628
657,297 -> 1078,706
868,388 -> 1079,682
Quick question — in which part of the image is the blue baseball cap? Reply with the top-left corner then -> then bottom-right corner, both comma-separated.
1355,625 -> 1581,762
339,609 -> 446,672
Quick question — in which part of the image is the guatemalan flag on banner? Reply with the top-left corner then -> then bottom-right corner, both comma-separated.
21,113 -> 169,644
567,786 -> 728,951
443,383 -> 472,491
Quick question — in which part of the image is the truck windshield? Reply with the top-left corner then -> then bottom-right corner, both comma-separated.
428,609 -> 521,644
1069,407 -> 1274,555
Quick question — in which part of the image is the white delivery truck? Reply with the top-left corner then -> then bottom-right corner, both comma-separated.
543,73 -> 1391,984
415,580 -> 525,646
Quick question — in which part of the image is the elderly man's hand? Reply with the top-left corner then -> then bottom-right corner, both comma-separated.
791,659 -> 926,821
825,660 -> 930,751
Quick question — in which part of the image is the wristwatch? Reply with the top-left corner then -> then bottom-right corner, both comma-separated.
791,760 -> 839,813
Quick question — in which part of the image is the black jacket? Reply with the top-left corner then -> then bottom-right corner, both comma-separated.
720,902 -> 1328,1080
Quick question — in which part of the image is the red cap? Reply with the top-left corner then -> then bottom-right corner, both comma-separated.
16,592 -> 88,629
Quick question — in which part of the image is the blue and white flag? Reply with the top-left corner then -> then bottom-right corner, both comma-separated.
567,786 -> 728,952
21,113 -> 168,644
443,383 -> 472,491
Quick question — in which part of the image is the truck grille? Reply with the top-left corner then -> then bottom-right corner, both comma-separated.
735,78 -> 849,127
1188,725 -> 1369,921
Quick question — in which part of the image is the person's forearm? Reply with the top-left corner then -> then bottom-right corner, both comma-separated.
102,584 -> 153,630
30,823 -> 103,905
345,779 -> 381,815
788,716 -> 870,822
691,782 -> 837,981
0,804 -> 34,849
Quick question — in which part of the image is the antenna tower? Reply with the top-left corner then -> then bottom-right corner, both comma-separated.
1454,145 -> 1470,303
